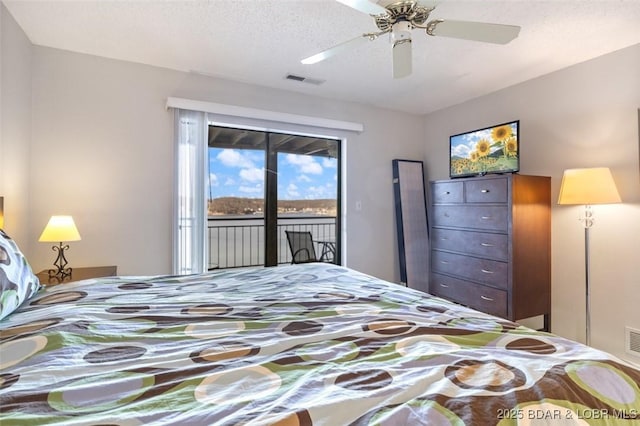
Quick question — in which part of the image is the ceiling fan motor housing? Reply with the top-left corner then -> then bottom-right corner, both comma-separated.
375,0 -> 433,32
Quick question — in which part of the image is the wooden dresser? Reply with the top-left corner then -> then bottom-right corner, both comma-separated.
429,174 -> 551,330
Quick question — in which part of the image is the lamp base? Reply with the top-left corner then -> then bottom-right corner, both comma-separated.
48,242 -> 73,281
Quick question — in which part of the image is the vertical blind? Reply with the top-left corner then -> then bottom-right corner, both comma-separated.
174,109 -> 207,275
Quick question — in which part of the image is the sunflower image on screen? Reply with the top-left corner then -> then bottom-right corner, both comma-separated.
449,120 -> 520,178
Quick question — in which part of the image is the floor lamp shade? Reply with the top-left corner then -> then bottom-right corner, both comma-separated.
557,167 -> 621,205
557,167 -> 621,346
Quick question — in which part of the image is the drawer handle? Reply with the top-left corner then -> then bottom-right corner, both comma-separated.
480,295 -> 494,301
440,237 -> 449,241
440,260 -> 450,265
481,216 -> 492,220
445,191 -> 451,195
480,242 -> 494,247
481,269 -> 494,274
439,283 -> 449,288
481,189 -> 490,193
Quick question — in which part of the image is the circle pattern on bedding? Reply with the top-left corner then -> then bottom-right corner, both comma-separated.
185,321 -> 246,339
84,345 -> 147,364
31,291 -> 87,305
0,335 -> 48,369
0,318 -> 61,339
194,365 -> 281,405
566,361 -> 640,409
445,359 -> 526,391
48,371 -> 155,413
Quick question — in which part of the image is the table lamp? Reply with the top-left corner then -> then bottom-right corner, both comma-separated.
39,215 -> 82,280
557,167 -> 621,346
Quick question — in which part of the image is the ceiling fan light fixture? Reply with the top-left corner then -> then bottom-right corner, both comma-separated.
392,38 -> 412,79
391,20 -> 412,43
391,20 -> 412,79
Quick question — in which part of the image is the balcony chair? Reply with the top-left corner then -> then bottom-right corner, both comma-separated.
285,231 -> 318,264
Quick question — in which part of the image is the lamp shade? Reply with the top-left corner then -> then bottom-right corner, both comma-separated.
0,196 -> 4,229
557,167 -> 622,205
39,216 -> 82,242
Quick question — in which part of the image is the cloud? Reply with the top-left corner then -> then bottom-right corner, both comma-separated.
286,183 -> 300,198
452,143 -> 471,157
209,173 -> 218,187
461,129 -> 491,143
322,158 -> 337,168
298,175 -> 312,182
286,154 -> 322,175
215,149 -> 265,184
240,167 -> 264,183
217,149 -> 254,168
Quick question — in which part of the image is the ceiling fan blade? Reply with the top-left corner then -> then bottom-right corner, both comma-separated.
392,40 -> 412,79
428,20 -> 520,44
301,35 -> 371,65
336,0 -> 388,16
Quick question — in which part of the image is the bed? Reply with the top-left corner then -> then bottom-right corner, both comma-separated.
1,236 -> 640,424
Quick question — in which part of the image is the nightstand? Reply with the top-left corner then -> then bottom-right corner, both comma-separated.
36,266 -> 117,286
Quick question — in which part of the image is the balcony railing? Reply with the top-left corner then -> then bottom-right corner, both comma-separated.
207,216 -> 336,269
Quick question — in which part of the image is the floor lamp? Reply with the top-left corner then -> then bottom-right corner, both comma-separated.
557,167 -> 621,346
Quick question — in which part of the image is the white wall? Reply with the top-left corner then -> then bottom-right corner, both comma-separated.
27,47 -> 425,281
0,3 -> 32,247
423,44 -> 640,362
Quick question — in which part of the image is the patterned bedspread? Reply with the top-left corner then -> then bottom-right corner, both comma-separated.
1,263 -> 639,425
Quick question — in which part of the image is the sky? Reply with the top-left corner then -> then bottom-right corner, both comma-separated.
208,148 -> 337,200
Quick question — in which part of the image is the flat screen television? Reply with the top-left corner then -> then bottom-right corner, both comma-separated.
449,120 -> 519,178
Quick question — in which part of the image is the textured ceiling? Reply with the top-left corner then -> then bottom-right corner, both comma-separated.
4,0 -> 640,115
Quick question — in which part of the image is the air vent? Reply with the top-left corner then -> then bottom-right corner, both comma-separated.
626,326 -> 640,357
285,74 -> 325,86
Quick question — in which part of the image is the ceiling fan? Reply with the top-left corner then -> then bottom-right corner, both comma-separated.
301,0 -> 521,79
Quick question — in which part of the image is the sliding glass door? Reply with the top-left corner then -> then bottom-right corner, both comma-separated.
207,126 -> 341,268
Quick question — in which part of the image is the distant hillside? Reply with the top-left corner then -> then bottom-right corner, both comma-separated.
208,197 -> 336,216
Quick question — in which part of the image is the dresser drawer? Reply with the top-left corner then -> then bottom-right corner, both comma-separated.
431,205 -> 508,231
465,178 -> 508,203
430,273 -> 508,318
431,181 -> 463,203
431,250 -> 508,289
431,228 -> 509,261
